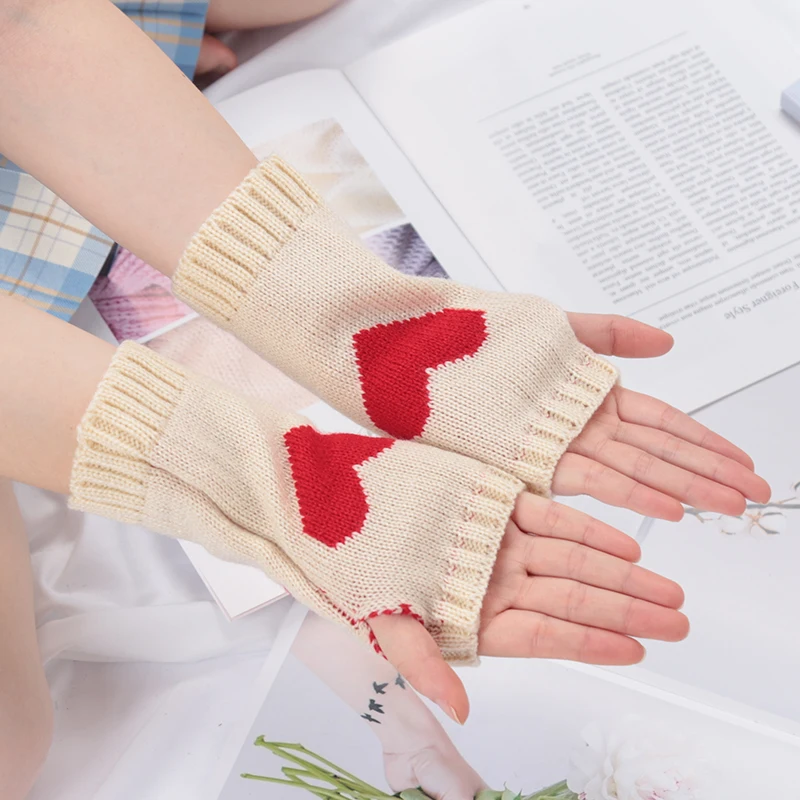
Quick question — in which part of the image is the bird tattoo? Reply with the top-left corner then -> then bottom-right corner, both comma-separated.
368,699 -> 384,714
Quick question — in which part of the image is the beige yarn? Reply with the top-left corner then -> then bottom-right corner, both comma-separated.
174,157 -> 618,496
69,342 -> 522,664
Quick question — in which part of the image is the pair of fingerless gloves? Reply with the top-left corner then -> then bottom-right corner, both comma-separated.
70,158 -> 617,664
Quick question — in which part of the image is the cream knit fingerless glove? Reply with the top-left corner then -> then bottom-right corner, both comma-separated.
173,158 -> 617,496
69,342 -> 522,664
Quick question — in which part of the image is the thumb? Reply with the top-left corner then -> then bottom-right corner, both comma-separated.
368,614 -> 470,725
566,312 -> 673,358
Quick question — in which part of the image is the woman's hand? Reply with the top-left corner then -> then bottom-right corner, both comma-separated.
370,492 -> 687,724
554,313 -> 771,520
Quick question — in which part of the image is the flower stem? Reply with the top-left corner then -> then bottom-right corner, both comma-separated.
241,774 -> 341,800
522,780 -> 578,799
245,740 -> 578,800
245,740 -> 394,800
686,502 -> 800,517
255,740 -> 386,793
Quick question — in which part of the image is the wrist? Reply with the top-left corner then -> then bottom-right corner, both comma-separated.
68,341 -> 188,522
173,156 -> 321,327
372,696 -> 446,754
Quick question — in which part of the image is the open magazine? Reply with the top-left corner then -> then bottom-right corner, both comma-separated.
207,604 -> 800,799
89,0 -> 800,616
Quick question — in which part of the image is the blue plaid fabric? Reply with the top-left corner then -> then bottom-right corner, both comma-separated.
0,1 -> 209,320
113,2 -> 208,81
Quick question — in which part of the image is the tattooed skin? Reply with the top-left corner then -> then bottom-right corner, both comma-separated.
369,699 -> 384,714
363,674 -> 407,725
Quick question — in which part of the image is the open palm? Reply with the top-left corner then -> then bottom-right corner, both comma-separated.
371,493 -> 687,724
555,313 -> 770,519
370,313 -> 766,724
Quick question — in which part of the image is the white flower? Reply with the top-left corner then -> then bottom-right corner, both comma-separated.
718,510 -> 786,536
567,717 -> 705,800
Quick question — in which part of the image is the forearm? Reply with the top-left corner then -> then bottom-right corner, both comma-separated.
0,295 -> 114,492
293,615 -> 442,752
0,479 -> 53,799
0,0 -> 256,275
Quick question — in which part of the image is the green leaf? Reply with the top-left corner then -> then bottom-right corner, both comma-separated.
398,790 -> 433,800
520,781 -> 579,800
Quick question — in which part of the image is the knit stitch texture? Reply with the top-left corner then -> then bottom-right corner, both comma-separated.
174,157 -> 618,495
69,342 -> 523,664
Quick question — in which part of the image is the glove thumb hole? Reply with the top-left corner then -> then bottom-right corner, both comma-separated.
368,614 -> 470,725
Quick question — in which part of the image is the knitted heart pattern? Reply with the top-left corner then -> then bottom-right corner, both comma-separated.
353,309 -> 487,439
284,425 -> 394,548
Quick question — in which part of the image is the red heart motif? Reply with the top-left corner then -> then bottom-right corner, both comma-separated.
354,308 -> 487,439
284,425 -> 394,548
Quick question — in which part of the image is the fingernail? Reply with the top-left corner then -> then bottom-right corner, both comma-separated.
440,704 -> 463,725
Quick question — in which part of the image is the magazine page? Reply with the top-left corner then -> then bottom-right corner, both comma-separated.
346,0 -> 800,412
629,359 -> 800,728
212,604 -> 800,799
